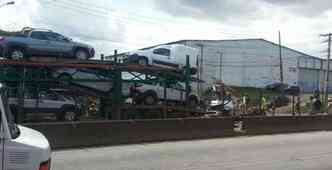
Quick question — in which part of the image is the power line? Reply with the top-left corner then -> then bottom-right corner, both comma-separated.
40,0 -> 261,38
53,0 -> 260,37
278,31 -> 284,91
39,0 -> 109,18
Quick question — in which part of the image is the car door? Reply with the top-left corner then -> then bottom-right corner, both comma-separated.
45,32 -> 73,55
151,48 -> 176,67
168,83 -> 183,102
22,91 -> 38,113
28,31 -> 53,55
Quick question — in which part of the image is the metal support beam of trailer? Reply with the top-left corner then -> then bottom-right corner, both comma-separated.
0,57 -> 203,121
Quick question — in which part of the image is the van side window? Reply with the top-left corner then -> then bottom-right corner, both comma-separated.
153,48 -> 170,56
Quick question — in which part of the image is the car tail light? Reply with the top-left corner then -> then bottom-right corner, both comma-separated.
39,160 -> 51,170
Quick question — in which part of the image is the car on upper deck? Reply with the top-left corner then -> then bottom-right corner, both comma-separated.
0,27 -> 95,60
126,44 -> 198,74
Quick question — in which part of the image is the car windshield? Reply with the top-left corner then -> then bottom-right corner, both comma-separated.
0,89 -> 19,139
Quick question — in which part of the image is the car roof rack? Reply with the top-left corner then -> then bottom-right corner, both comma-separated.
21,27 -> 53,33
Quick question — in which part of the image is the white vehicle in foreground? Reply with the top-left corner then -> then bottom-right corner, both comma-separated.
0,86 -> 51,170
127,44 -> 199,74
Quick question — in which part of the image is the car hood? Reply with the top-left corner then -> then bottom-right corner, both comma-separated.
8,125 -> 51,168
15,125 -> 51,153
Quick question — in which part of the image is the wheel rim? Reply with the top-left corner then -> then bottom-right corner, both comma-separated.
76,51 -> 88,60
145,96 -> 155,105
65,112 -> 76,121
138,58 -> 147,65
11,50 -> 24,60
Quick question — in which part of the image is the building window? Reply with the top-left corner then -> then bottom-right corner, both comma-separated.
289,67 -> 297,73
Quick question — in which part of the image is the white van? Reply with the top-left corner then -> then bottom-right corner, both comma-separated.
127,44 -> 199,74
0,86 -> 51,170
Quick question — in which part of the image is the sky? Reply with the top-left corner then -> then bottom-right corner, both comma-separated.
0,0 -> 332,58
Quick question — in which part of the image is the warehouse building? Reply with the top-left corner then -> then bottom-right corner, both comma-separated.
151,39 -> 327,93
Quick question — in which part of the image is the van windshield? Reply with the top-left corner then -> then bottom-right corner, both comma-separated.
1,91 -> 19,139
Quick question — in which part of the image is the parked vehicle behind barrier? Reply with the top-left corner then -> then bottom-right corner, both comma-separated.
0,27 -> 95,60
126,44 -> 198,74
0,85 -> 51,170
9,90 -> 81,121
209,96 -> 234,115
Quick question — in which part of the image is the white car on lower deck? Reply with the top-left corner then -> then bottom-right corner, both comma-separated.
0,86 -> 51,170
125,82 -> 199,106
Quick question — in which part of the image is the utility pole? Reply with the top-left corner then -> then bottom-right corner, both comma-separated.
217,51 -> 223,81
196,43 -> 204,96
278,31 -> 284,94
320,33 -> 332,112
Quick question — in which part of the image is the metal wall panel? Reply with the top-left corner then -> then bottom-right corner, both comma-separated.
174,39 -> 320,92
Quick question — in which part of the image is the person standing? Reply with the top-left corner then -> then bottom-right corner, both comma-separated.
261,96 -> 268,116
242,94 -> 250,115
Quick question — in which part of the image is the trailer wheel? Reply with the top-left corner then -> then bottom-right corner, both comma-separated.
75,49 -> 89,60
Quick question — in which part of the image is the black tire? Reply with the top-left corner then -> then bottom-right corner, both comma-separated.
143,92 -> 158,105
137,57 -> 148,66
8,47 -> 26,60
187,95 -> 198,107
74,49 -> 89,60
57,109 -> 79,121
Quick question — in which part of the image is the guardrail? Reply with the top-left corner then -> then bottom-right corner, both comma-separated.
24,115 -> 332,150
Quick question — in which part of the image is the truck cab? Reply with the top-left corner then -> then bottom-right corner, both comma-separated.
0,85 -> 51,170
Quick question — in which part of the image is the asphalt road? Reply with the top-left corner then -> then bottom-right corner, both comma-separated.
52,131 -> 332,170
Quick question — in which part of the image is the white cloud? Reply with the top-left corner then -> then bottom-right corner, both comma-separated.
0,0 -> 331,58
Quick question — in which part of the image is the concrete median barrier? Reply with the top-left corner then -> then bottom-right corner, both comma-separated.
242,115 -> 332,135
24,115 -> 332,149
24,118 -> 235,149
